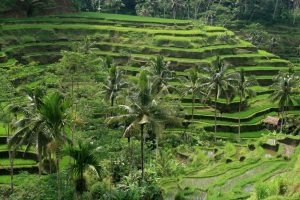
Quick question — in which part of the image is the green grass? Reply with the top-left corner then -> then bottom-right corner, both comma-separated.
2,23 -> 205,36
216,130 -> 270,138
0,125 -> 6,135
0,159 -> 36,167
55,12 -> 191,24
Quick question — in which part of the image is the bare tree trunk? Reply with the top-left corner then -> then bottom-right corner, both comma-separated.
238,96 -> 242,143
9,150 -> 14,192
110,96 -> 114,116
71,75 -> 75,143
7,122 -> 14,192
192,92 -> 195,121
140,124 -> 145,184
56,151 -> 61,200
49,152 -> 52,174
38,140 -> 42,176
280,106 -> 284,133
214,92 -> 218,141
273,0 -> 279,20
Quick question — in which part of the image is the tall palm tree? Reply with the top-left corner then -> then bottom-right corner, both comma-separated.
103,64 -> 127,108
236,69 -> 258,142
270,73 -> 299,133
179,67 -> 205,121
202,57 -> 239,138
147,55 -> 174,95
38,92 -> 71,199
8,88 -> 51,177
106,70 -> 177,183
68,141 -> 100,199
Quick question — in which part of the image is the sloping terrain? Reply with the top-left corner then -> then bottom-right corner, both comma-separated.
0,13 -> 299,191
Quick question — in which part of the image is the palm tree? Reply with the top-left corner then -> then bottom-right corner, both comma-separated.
106,70 -> 177,183
38,92 -> 71,199
202,57 -> 239,138
236,69 -> 258,142
147,55 -> 174,95
8,88 -> 51,177
68,141 -> 100,199
179,67 -> 205,121
270,73 -> 299,133
103,64 -> 127,108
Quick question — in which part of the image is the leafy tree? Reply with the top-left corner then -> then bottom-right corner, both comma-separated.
236,69 -> 258,142
270,72 -> 299,132
170,0 -> 186,19
103,0 -> 125,13
59,37 -> 100,142
202,57 -> 238,138
67,141 -> 100,199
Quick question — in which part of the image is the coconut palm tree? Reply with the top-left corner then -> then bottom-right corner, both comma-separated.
236,69 -> 258,142
202,57 -> 239,138
103,64 -> 127,108
179,67 -> 205,121
270,73 -> 299,133
38,91 -> 71,199
8,88 -> 51,177
106,70 -> 178,183
147,55 -> 175,95
68,141 -> 100,199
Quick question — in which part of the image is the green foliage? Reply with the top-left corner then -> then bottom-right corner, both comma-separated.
154,149 -> 183,177
191,147 -> 208,167
90,180 -> 111,200
254,181 -> 280,200
7,172 -> 75,200
223,142 -> 237,158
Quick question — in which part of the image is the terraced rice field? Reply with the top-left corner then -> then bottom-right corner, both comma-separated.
0,13 -> 299,196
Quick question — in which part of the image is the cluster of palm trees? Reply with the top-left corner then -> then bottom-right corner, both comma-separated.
103,55 -> 300,186
6,89 -> 70,196
270,70 -> 300,133
103,55 -> 261,183
5,51 -> 299,197
181,57 -> 258,141
5,88 -> 100,198
105,56 -> 179,183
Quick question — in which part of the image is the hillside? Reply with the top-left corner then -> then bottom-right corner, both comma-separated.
0,12 -> 300,199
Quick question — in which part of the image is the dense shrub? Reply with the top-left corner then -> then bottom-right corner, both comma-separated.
254,178 -> 288,200
90,180 -> 111,200
8,172 -> 75,200
175,191 -> 187,200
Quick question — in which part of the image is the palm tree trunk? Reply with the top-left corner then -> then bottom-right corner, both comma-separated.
49,152 -> 52,174
38,140 -> 42,176
156,131 -> 159,160
110,96 -> 114,116
7,123 -> 14,192
280,106 -> 284,133
273,0 -> 279,20
56,151 -> 61,200
9,150 -> 14,192
238,96 -> 242,143
192,92 -> 195,121
140,124 -> 145,184
71,74 -> 75,143
214,92 -> 218,141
